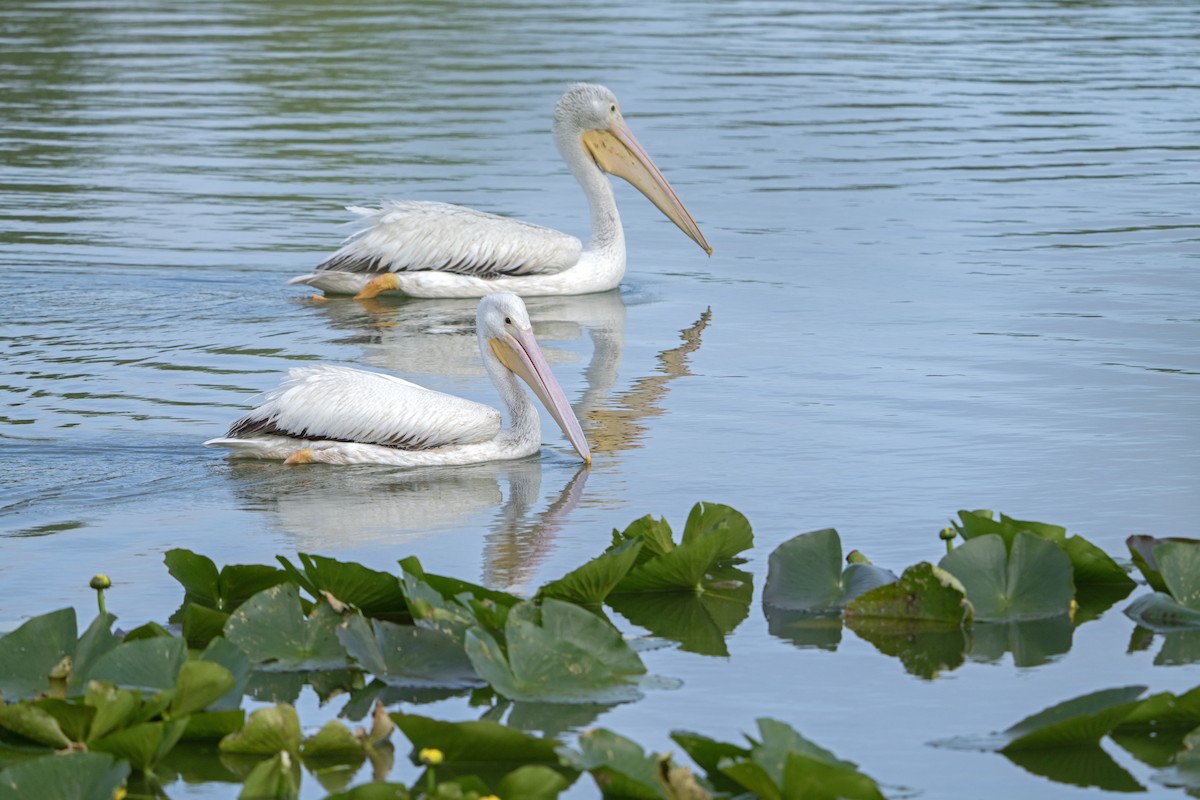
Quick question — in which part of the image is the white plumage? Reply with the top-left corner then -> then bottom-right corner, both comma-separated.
289,83 -> 709,300
205,293 -> 591,466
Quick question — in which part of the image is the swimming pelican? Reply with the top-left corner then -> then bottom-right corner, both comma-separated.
204,293 -> 591,466
288,83 -> 710,300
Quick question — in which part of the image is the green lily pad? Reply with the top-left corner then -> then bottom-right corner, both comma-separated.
86,635 -> 188,692
1154,726 -> 1200,793
612,504 -> 753,595
278,553 -> 409,621
219,703 -> 301,756
938,533 -> 1073,621
670,730 -> 750,795
844,562 -> 972,625
169,660 -> 237,719
1127,535 -> 1197,593
321,783 -> 412,799
1124,593 -> 1200,630
165,548 -> 289,618
496,764 -> 573,800
537,539 -> 643,606
999,685 -> 1148,751
181,709 -> 247,741
336,615 -> 479,688
67,613 -> 119,695
1116,685 -> 1200,731
0,703 -> 73,749
300,719 -> 364,760
179,604 -> 232,649
224,584 -> 349,671
90,718 -> 189,772
607,565 -> 753,656
0,751 -> 130,800
389,711 -> 566,773
612,514 -> 677,563
564,727 -> 667,800
464,599 -> 646,703
30,698 -> 94,744
198,636 -> 252,712
1124,540 -> 1200,629
761,529 -> 896,613
0,608 -> 77,701
83,682 -> 145,742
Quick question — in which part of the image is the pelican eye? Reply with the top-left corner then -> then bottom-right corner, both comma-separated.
504,316 -> 512,325
610,103 -> 616,113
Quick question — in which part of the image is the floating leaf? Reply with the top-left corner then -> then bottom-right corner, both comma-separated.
0,608 -> 77,701
612,515 -> 676,562
537,539 -> 643,606
169,660 -> 237,719
390,711 -> 566,773
1124,593 -> 1200,630
1154,727 -> 1200,793
464,600 -> 645,703
761,529 -> 895,613
497,764 -> 573,800
83,682 -> 144,742
219,704 -> 301,756
67,614 -> 119,695
611,504 -> 753,595
224,584 -> 348,671
182,709 -> 246,741
938,533 -> 1073,621
844,562 -> 972,625
0,751 -> 130,800
90,718 -> 189,772
166,549 -> 289,620
278,554 -> 409,621
198,636 -> 252,712
321,784 -> 411,799
337,615 -> 479,689
0,703 -> 73,749
1116,685 -> 1200,731
301,719 -> 364,760
1127,535 -> 1197,593
670,731 -> 750,796
681,502 -> 753,563
999,685 -> 1148,751
179,604 -> 232,649
87,635 -> 188,692
566,727 -> 665,800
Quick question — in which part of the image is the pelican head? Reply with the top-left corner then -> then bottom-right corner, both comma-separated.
478,293 -> 591,464
554,83 -> 711,256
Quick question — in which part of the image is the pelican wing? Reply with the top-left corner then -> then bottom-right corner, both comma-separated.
227,365 -> 501,450
316,201 -> 583,278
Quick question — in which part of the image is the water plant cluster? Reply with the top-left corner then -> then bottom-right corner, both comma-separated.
0,503 -> 1198,798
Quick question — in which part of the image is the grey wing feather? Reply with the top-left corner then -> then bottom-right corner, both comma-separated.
317,201 -> 583,278
228,365 -> 501,450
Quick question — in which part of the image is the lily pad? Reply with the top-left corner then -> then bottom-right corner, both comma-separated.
0,751 -> 130,800
389,711 -> 569,781
1002,744 -> 1143,792
237,749 -> 302,800
761,529 -> 896,613
301,719 -> 365,760
564,727 -> 669,800
537,539 -> 643,606
224,584 -> 349,671
611,503 -> 754,595
337,614 -> 479,689
90,718 -> 189,772
0,703 -> 73,749
278,553 -> 409,621
0,608 -> 77,701
999,685 -> 1148,751
938,533 -> 1073,621
165,548 -> 290,617
1127,535 -> 1197,593
844,562 -> 972,626
219,703 -> 301,756
464,600 -> 646,703
86,634 -> 188,692
1115,685 -> 1200,732
67,613 -> 120,695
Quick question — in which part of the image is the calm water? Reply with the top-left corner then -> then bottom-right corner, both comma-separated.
2,1 -> 1199,797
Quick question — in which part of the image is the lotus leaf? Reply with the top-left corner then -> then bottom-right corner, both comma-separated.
761,528 -> 896,613
844,562 -> 972,625
337,615 -> 479,688
465,600 -> 646,703
564,727 -> 669,799
89,718 -> 189,772
278,553 -> 409,621
224,584 -> 349,671
537,538 -> 643,606
0,751 -> 130,800
999,685 -> 1147,751
0,608 -> 77,701
219,703 -> 301,756
938,533 -> 1073,621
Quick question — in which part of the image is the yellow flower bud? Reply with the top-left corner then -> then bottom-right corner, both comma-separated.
418,747 -> 444,766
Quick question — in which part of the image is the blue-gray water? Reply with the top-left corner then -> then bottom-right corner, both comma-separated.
2,2 -> 1198,797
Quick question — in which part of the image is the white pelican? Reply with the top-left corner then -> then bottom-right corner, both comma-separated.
288,83 -> 710,300
204,293 -> 591,466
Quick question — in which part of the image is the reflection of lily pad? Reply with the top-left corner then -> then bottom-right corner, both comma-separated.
939,533 -> 1073,622
764,608 -> 844,651
464,600 -> 646,704
845,618 -> 967,679
1124,540 -> 1200,631
968,616 -> 1073,668
607,565 -> 753,656
1003,743 -> 1143,792
1154,727 -> 1200,793
761,529 -> 895,613
1116,685 -> 1200,732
